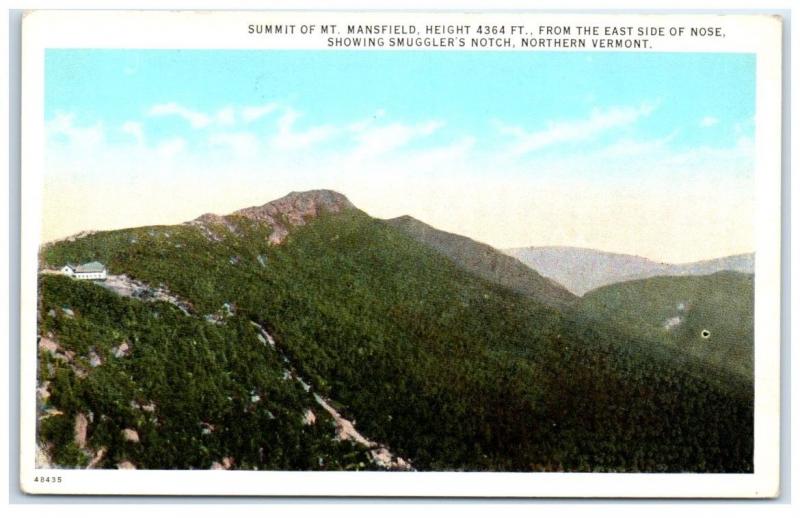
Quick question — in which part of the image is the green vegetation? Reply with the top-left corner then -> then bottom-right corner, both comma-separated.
387,215 -> 577,308
578,272 -> 754,383
39,207 -> 753,472
38,275 -> 373,470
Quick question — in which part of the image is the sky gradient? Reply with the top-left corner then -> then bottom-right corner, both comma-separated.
43,50 -> 755,263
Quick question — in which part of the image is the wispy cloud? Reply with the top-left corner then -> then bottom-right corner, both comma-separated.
242,103 -> 279,123
215,106 -> 236,126
497,102 -> 658,156
147,102 -> 213,129
121,121 -> 144,145
349,119 -> 444,160
46,112 -> 105,150
156,137 -> 186,159
597,131 -> 677,159
147,102 -> 285,129
208,132 -> 259,158
699,116 -> 719,127
271,108 -> 337,150
347,108 -> 387,133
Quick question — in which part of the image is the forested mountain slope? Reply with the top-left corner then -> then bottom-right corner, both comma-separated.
386,215 -> 577,309
37,191 -> 753,472
578,272 -> 754,382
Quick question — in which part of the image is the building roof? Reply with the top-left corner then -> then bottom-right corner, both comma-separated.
75,261 -> 106,273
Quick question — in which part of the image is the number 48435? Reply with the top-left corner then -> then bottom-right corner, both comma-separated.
33,476 -> 62,483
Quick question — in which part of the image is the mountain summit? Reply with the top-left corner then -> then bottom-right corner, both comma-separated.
194,190 -> 356,244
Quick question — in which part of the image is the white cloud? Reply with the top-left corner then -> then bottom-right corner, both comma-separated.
43,104 -> 754,264
209,132 -> 259,158
271,108 -> 337,150
146,101 -> 291,129
148,103 -> 212,129
347,108 -> 388,133
216,106 -> 236,126
156,137 -> 187,158
121,121 -> 144,145
46,112 -> 105,150
699,116 -> 719,127
597,132 -> 677,159
497,101 -> 658,156
242,103 -> 279,122
349,120 -> 444,160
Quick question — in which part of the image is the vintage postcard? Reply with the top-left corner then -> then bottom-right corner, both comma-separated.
19,10 -> 782,497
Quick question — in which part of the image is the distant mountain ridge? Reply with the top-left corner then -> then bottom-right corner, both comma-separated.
386,216 -> 577,309
505,246 -> 754,296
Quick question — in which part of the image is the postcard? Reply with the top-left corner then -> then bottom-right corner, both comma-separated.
19,10 -> 782,497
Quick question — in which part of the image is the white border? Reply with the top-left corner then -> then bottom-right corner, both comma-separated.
19,10 -> 783,498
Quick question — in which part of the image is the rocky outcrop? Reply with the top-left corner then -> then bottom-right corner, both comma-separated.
190,190 -> 356,245
249,320 -> 412,471
122,428 -> 140,443
100,274 -> 193,315
74,413 -> 88,449
36,443 -> 54,469
87,447 -> 107,469
210,457 -> 234,470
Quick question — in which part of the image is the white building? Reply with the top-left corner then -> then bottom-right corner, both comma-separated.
61,261 -> 107,280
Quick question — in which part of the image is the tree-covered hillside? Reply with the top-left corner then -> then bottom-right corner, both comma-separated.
578,272 -> 754,383
37,192 -> 753,472
37,274 -> 374,470
387,215 -> 577,308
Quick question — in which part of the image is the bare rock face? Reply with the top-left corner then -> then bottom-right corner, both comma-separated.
112,341 -> 130,358
74,413 -> 88,449
87,447 -> 107,469
236,190 -> 355,244
88,350 -> 102,367
190,190 -> 355,245
39,337 -> 59,353
122,428 -> 140,443
194,213 -> 229,226
210,457 -> 234,470
37,381 -> 51,402
36,443 -> 54,469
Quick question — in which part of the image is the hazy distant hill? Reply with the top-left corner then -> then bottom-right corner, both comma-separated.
386,216 -> 577,309
505,246 -> 754,296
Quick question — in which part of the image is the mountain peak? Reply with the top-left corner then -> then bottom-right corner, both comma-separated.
235,189 -> 354,220
192,190 -> 355,245
236,190 -> 355,244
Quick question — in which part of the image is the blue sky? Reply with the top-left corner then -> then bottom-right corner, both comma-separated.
46,50 -> 754,155
43,49 -> 756,261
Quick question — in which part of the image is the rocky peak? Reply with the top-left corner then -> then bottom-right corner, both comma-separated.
234,190 -> 354,224
191,190 -> 355,245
